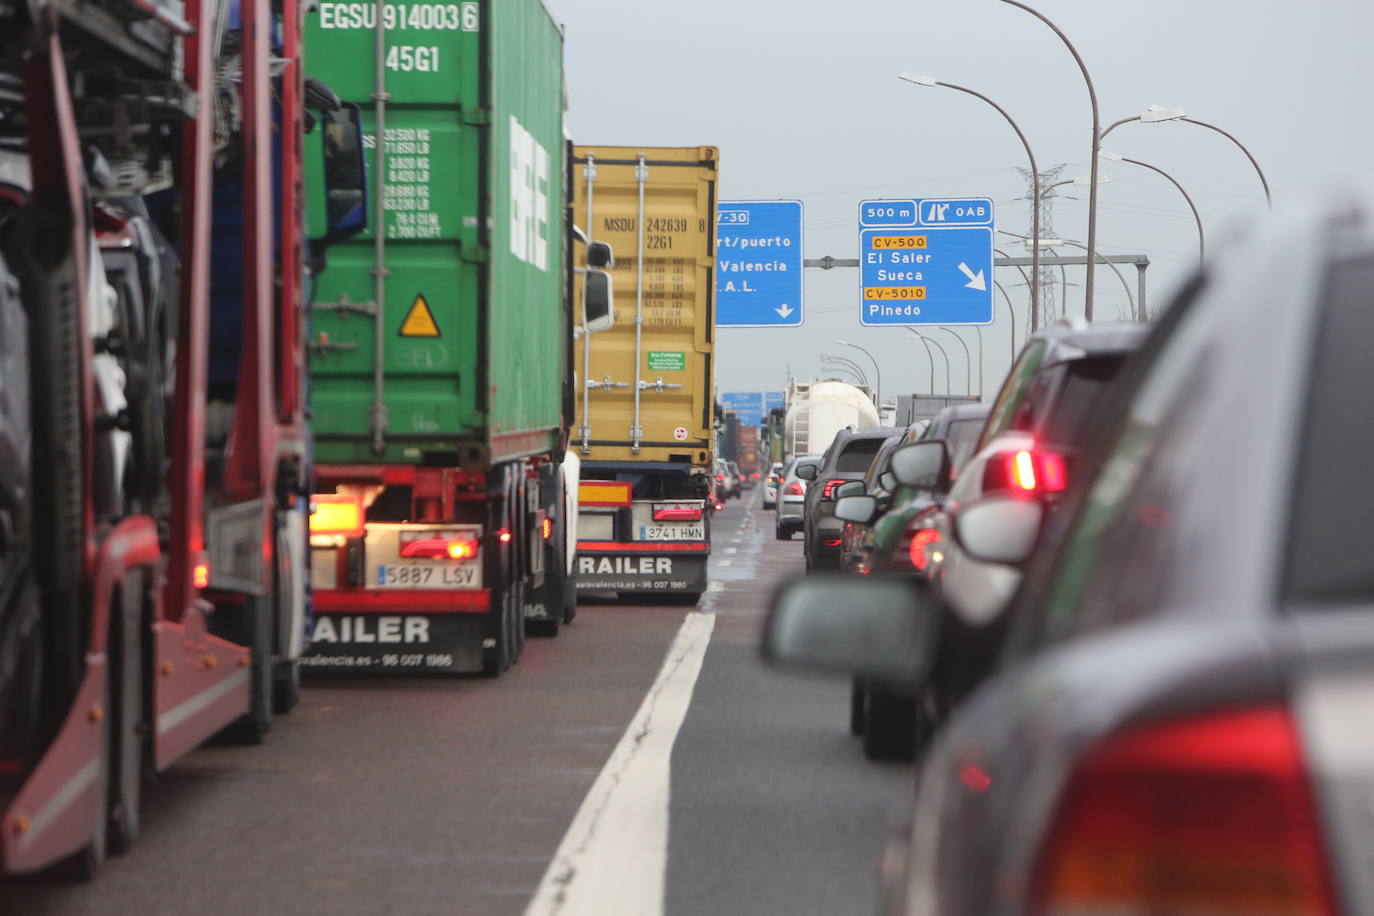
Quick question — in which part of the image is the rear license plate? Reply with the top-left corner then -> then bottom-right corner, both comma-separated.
375,564 -> 479,588
639,525 -> 705,541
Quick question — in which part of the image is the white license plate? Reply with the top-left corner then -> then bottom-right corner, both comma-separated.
375,564 -> 478,588
639,525 -> 705,541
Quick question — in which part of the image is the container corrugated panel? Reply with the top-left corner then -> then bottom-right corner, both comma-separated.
572,146 -> 717,468
305,0 -> 567,466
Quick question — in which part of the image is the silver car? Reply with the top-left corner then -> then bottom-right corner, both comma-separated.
762,462 -> 784,509
767,190 -> 1374,915
774,455 -> 819,540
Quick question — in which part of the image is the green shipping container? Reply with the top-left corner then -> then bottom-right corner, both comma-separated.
305,0 -> 567,466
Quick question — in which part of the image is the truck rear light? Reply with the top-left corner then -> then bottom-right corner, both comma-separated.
1031,704 -> 1336,916
784,481 -> 804,496
821,479 -> 846,499
498,528 -> 512,543
542,518 -> 553,540
399,537 -> 479,560
653,506 -> 704,522
310,496 -> 364,537
823,538 -> 843,547
193,562 -> 211,589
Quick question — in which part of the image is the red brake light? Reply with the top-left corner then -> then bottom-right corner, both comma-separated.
1004,450 -> 1068,494
400,537 -> 479,560
653,506 -> 704,522
784,482 -> 804,496
821,479 -> 846,499
823,538 -> 843,547
498,528 -> 512,544
1032,705 -> 1336,915
1039,452 -> 1068,492
908,528 -> 940,571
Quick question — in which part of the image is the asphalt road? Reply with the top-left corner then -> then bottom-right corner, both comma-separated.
2,492 -> 912,915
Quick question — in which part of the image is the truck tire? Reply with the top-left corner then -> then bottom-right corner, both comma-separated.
849,678 -> 865,737
272,659 -> 300,715
18,209 -> 86,715
562,572 -> 577,624
108,571 -> 145,855
861,682 -> 916,762
482,583 -> 516,677
219,595 -> 272,744
271,512 -> 303,714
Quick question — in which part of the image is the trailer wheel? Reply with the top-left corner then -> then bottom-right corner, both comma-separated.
481,585 -> 513,677
220,595 -> 272,744
108,571 -> 145,855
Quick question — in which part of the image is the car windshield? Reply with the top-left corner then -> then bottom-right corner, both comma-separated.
834,437 -> 885,473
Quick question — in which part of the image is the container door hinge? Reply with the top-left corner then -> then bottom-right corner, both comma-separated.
460,243 -> 490,264
459,107 -> 492,126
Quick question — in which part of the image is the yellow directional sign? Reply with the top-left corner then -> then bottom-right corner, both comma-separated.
398,294 -> 440,337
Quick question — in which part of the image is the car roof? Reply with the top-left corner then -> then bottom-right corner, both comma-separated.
1033,320 -> 1148,367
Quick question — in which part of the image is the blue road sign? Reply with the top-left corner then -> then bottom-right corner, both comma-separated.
716,200 -> 804,327
719,391 -> 767,425
763,390 -> 785,414
857,198 -> 994,327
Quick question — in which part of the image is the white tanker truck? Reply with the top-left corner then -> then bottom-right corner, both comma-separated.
782,379 -> 881,461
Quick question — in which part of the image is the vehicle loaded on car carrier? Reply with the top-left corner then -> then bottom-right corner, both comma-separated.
0,0 -> 360,876
302,0 -> 613,675
571,146 -> 719,605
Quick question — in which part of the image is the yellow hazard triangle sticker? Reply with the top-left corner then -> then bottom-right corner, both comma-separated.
398,294 -> 440,337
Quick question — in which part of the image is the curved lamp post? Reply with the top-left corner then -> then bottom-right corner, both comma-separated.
1102,104 -> 1270,207
906,328 -> 937,394
997,229 -> 1137,320
820,353 -> 869,388
834,339 -> 881,407
933,327 -> 972,399
909,329 -> 952,395
994,0 -> 1101,320
1099,150 -> 1205,260
994,280 -> 1017,363
899,71 -> 1040,331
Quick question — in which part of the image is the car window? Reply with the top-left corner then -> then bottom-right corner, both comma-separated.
1284,253 -> 1374,606
834,437 -> 885,473
1034,286 -> 1217,643
1038,356 -> 1127,446
946,418 -> 985,473
979,338 -> 1048,450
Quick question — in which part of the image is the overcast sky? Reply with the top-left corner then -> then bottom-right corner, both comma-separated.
544,0 -> 1374,402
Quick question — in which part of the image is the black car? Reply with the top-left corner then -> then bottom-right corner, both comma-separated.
796,426 -> 897,571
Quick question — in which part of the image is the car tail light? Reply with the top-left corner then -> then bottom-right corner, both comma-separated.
784,482 -> 804,496
823,538 -> 843,548
750,472 -> 760,479
821,479 -> 846,499
653,506 -> 704,522
1031,704 -> 1336,916
908,528 -> 940,571
400,532 -> 480,560
992,450 -> 1069,496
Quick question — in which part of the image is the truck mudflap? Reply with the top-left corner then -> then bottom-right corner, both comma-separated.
574,542 -> 708,595
301,589 -> 491,674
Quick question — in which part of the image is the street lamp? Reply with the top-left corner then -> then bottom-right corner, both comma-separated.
1101,104 -> 1271,207
834,339 -> 880,407
997,229 -> 1138,321
906,328 -> 936,394
994,280 -> 1017,363
908,329 -> 951,395
994,0 -> 1102,320
820,353 -> 869,388
1099,150 -> 1205,259
933,327 -> 972,399
898,71 -> 1040,331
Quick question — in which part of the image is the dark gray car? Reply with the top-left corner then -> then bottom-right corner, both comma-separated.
768,191 -> 1374,914
797,427 -> 896,571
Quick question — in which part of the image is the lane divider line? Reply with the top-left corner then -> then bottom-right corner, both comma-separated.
523,611 -> 716,916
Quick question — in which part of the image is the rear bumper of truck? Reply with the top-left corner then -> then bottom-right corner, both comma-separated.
574,541 -> 709,595
302,589 -> 492,674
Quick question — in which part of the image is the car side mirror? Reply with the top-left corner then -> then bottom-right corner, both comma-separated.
762,574 -> 937,686
954,496 -> 1043,565
879,471 -> 897,492
795,463 -> 818,482
833,495 -> 877,525
586,240 -> 614,269
306,103 -> 368,244
890,440 -> 951,492
583,269 -> 615,332
834,480 -> 865,499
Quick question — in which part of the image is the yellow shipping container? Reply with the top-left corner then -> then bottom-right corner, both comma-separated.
572,146 -> 717,469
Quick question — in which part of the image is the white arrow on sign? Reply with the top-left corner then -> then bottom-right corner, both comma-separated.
775,304 -> 795,319
957,262 -> 987,291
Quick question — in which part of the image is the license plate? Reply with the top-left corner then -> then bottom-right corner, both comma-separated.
639,525 -> 705,541
375,564 -> 479,588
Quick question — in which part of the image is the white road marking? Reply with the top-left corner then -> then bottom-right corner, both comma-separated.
718,559 -> 733,567
724,547 -> 738,555
523,612 -> 716,916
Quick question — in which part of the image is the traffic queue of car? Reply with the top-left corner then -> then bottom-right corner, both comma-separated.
764,193 -> 1374,915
